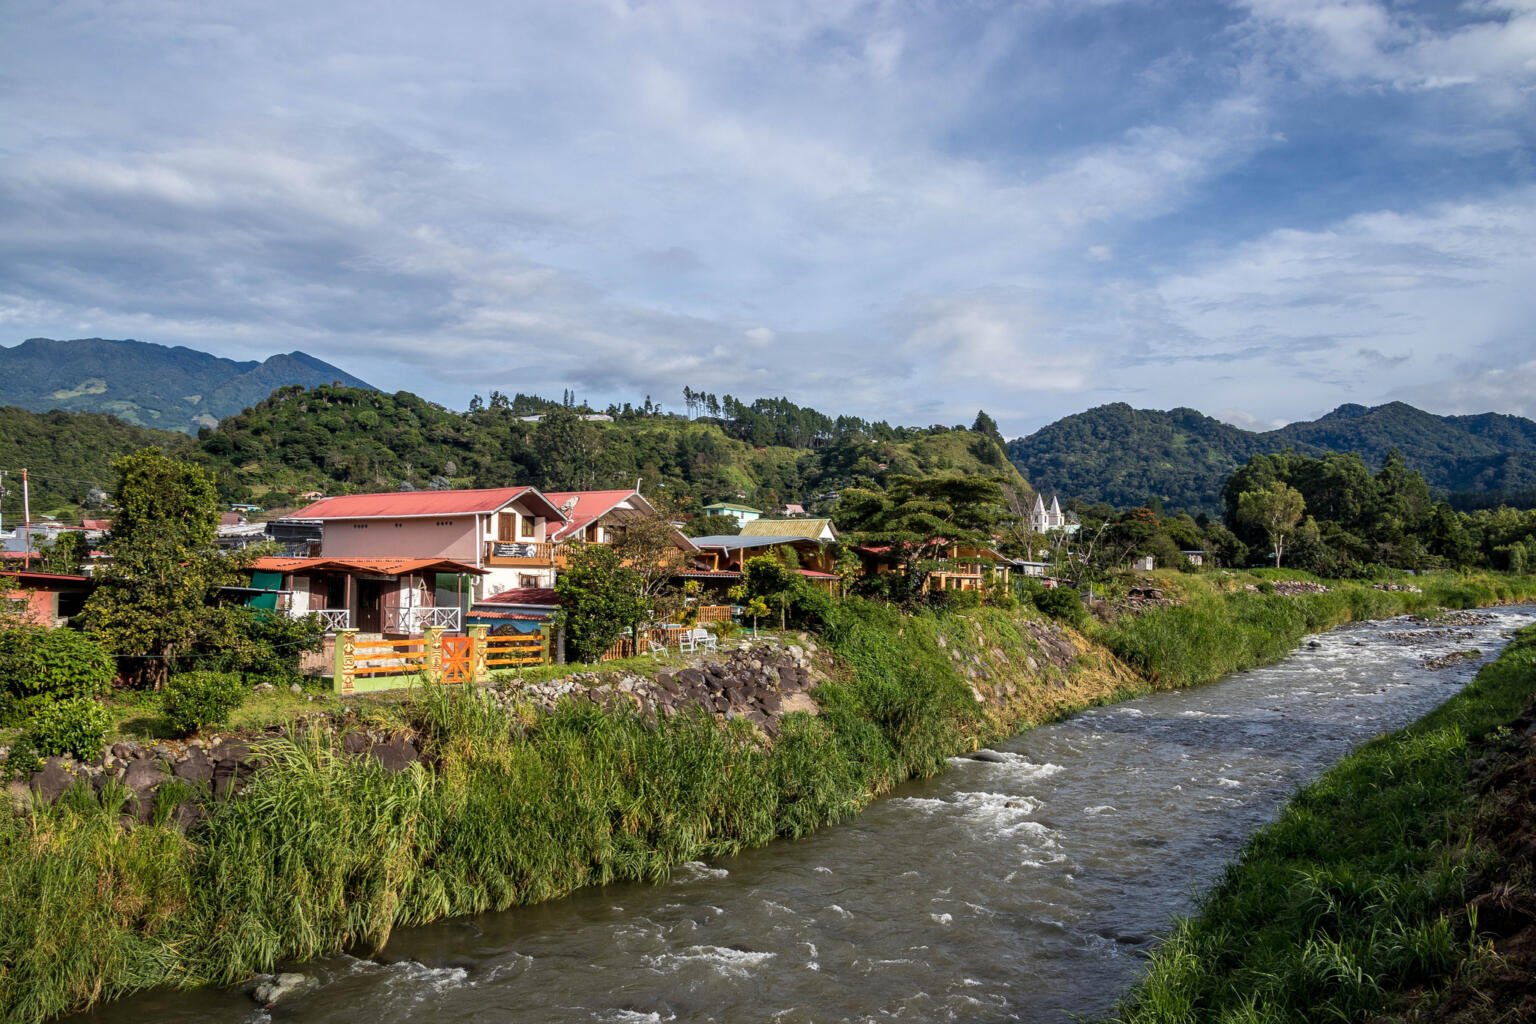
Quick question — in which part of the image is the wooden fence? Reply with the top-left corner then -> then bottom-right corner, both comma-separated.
333,625 -> 550,693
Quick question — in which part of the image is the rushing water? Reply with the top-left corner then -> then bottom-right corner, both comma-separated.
70,608 -> 1535,1024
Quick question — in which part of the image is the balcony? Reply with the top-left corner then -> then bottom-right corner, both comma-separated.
484,540 -> 555,567
290,607 -> 353,632
383,605 -> 463,635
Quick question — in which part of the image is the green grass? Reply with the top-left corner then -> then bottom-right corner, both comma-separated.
1106,623 -> 1536,1024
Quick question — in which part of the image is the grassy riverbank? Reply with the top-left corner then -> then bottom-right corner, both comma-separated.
0,574 -> 1532,1022
1108,621 -> 1536,1024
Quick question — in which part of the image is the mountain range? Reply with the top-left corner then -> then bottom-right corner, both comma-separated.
1007,401 -> 1536,515
0,337 -> 373,434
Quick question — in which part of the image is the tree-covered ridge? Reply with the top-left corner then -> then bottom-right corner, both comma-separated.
197,385 -> 1028,512
0,406 -> 193,516
1008,401 -> 1536,514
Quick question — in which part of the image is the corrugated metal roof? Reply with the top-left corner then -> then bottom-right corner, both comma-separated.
543,489 -> 646,542
738,518 -> 836,539
289,486 -> 566,521
478,587 -> 560,606
689,535 -> 823,550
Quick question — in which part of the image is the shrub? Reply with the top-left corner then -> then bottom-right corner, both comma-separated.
14,697 -> 111,764
0,627 -> 114,723
162,671 -> 246,736
1032,586 -> 1088,628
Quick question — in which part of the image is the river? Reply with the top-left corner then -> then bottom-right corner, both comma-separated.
69,607 -> 1535,1024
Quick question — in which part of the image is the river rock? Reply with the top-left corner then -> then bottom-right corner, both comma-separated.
968,750 -> 1009,764
252,972 -> 316,1007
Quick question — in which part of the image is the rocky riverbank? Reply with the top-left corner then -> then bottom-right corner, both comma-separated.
4,636 -> 833,823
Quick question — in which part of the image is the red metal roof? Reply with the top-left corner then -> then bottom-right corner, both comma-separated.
478,586 -> 560,606
797,569 -> 840,579
289,486 -> 565,521
543,490 -> 644,542
7,571 -> 92,584
249,556 -> 487,576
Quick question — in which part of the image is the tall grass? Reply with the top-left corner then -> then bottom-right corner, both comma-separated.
1095,572 -> 1536,691
1107,624 -> 1536,1024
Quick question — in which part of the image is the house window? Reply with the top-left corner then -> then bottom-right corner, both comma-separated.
497,512 -> 516,541
518,514 -> 536,539
518,574 -> 541,588
394,522 -> 403,529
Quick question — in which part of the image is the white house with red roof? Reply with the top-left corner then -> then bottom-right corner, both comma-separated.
257,486 -> 568,634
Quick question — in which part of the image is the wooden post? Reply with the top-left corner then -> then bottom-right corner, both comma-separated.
424,625 -> 445,684
469,625 -> 489,683
334,628 -> 358,694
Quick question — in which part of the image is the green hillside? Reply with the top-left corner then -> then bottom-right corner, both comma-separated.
1009,401 -> 1536,514
198,385 -> 1029,512
0,407 -> 193,518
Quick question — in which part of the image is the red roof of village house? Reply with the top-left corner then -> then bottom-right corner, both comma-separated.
8,571 -> 92,584
478,587 -> 560,606
542,490 -> 645,542
249,556 -> 487,576
289,487 -> 565,522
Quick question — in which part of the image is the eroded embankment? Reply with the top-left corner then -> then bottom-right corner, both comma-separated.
1107,622 -> 1536,1024
1,576 -> 1530,1024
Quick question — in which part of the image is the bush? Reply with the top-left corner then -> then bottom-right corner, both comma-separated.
1032,585 -> 1088,629
0,628 -> 114,723
162,671 -> 246,736
14,697 -> 111,765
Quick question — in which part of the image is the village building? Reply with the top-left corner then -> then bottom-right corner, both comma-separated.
2,570 -> 95,626
1028,494 -> 1071,533
737,517 -> 838,543
251,486 -> 568,635
700,501 -> 762,528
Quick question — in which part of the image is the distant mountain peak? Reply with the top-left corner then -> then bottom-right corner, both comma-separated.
0,337 -> 374,434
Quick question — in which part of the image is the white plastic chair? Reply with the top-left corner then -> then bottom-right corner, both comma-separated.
692,627 -> 717,652
678,630 -> 697,653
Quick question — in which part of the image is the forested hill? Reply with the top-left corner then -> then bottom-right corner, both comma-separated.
197,385 -> 1029,512
1008,401 -> 1536,514
0,337 -> 373,434
0,407 -> 193,518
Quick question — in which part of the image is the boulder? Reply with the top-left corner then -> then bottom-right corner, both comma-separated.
29,757 -> 81,802
173,751 -> 214,787
369,736 -> 421,773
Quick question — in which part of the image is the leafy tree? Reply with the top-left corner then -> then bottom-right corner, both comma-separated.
1236,480 -> 1306,568
78,448 -> 237,687
35,531 -> 87,575
611,506 -> 692,612
534,406 -> 612,490
734,556 -> 800,631
554,542 -> 649,663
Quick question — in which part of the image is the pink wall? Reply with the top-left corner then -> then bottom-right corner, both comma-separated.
318,515 -> 481,560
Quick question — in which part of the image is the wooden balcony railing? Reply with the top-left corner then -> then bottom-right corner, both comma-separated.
484,540 -> 555,567
383,606 -> 462,635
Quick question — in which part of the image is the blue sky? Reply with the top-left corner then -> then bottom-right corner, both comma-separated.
2,0 -> 1533,437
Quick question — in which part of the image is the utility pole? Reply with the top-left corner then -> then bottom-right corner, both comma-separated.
0,469 -> 6,534
21,468 -> 32,567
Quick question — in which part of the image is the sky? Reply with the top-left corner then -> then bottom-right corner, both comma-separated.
2,0 -> 1534,439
